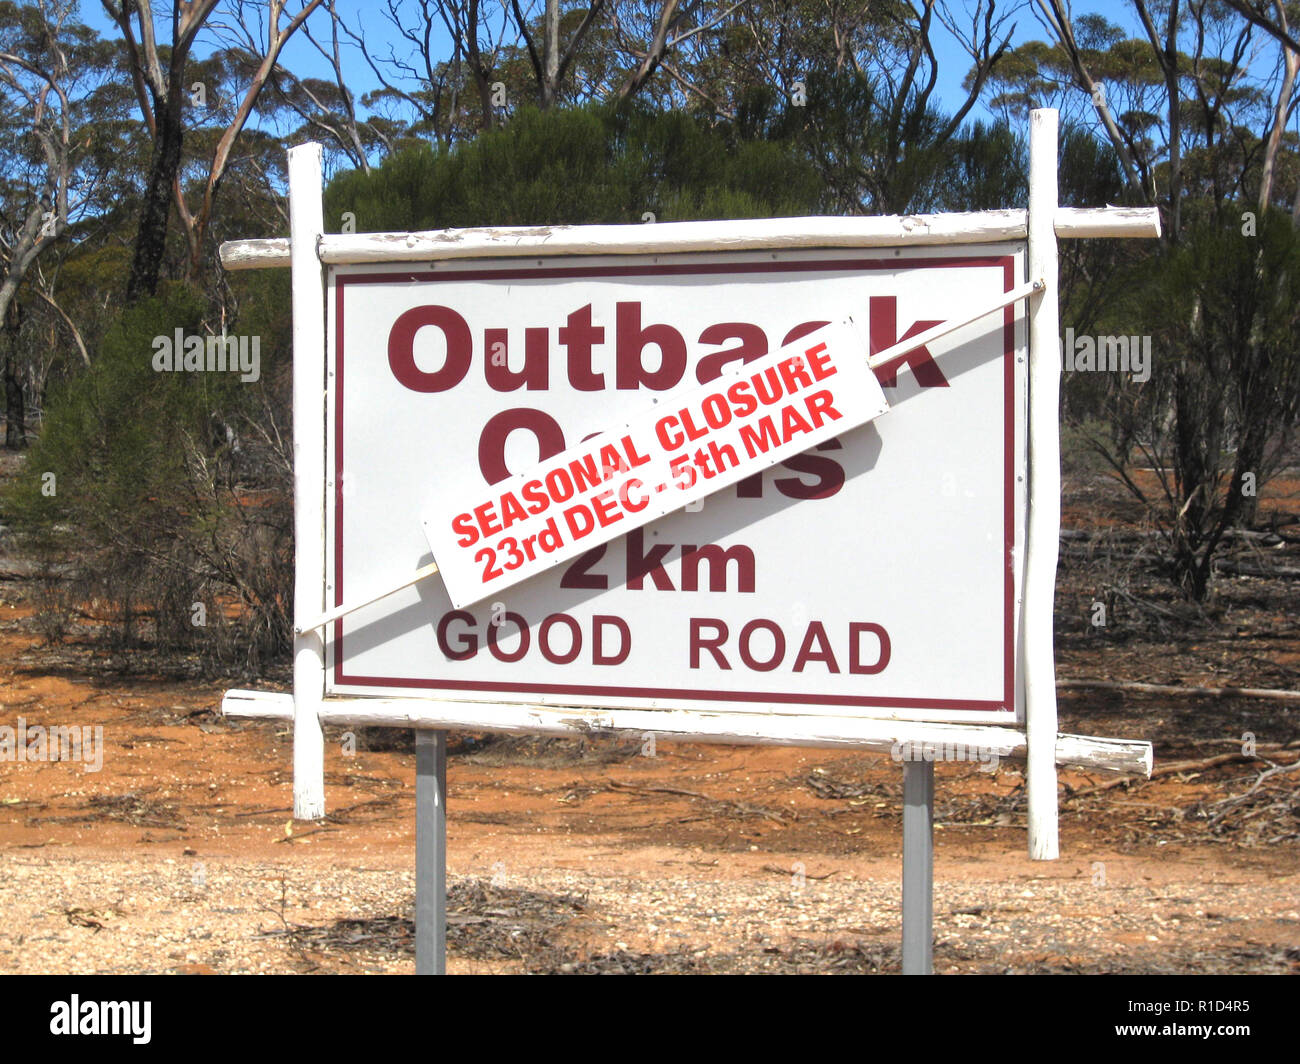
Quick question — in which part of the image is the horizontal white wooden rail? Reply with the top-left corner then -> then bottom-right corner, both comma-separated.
218,208 -> 1160,270
221,689 -> 1152,775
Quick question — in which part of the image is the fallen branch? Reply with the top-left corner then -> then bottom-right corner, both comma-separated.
1058,679 -> 1300,703
607,779 -> 791,823
234,805 -> 293,818
275,826 -> 338,843
1213,757 -> 1300,804
1064,752 -> 1300,799
1059,526 -> 1299,544
760,863 -> 836,880
1212,559 -> 1300,579
1204,759 -> 1300,832
322,795 -> 399,824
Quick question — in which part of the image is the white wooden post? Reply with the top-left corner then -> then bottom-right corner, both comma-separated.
289,143 -> 327,820
1025,109 -> 1062,860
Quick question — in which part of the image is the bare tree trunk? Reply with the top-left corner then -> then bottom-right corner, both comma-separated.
1131,1 -> 1185,237
618,0 -> 680,101
188,0 -> 325,276
105,0 -> 217,302
1164,4 -> 1182,238
466,0 -> 496,129
28,285 -> 90,368
1259,20 -> 1299,211
3,303 -> 24,450
106,0 -> 309,295
127,88 -> 185,302
0,36 -> 74,327
1039,0 -> 1147,205
543,0 -> 560,106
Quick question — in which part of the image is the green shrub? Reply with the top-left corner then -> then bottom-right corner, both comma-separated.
5,282 -> 293,672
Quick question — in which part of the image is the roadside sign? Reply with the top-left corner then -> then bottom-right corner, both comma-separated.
220,124 -> 1161,975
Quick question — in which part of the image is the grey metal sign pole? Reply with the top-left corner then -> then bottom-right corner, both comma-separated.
901,759 -> 934,974
415,730 -> 447,974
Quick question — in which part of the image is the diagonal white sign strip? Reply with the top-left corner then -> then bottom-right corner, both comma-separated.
423,317 -> 888,608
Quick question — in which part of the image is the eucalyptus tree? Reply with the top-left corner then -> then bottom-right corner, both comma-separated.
0,0 -> 138,445
100,0 -> 325,298
991,1 -> 1300,599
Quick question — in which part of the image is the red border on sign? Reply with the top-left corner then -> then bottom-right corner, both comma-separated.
331,255 -> 1019,712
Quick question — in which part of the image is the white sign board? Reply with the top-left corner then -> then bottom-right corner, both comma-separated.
423,319 -> 887,607
326,245 -> 1027,725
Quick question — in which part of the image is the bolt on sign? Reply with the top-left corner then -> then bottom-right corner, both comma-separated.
328,246 -> 1027,724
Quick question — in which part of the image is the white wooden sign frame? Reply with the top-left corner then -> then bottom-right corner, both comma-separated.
220,111 -> 1157,862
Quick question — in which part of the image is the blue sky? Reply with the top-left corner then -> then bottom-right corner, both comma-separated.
930,1 -> 1142,111
71,0 -> 1147,126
